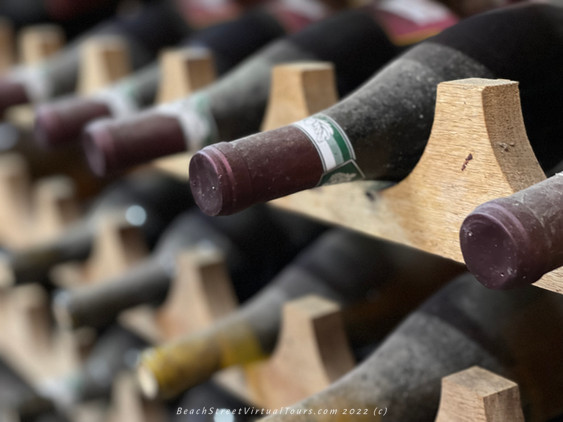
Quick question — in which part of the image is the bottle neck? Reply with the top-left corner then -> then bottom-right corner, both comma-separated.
204,9 -> 399,142
107,63 -> 160,114
10,220 -> 92,285
55,257 -> 167,329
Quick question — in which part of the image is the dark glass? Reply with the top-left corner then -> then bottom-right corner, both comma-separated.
138,228 -> 460,399
39,324 -> 147,404
0,1 -> 192,116
34,7 -> 288,148
460,174 -> 563,289
4,170 -> 192,285
265,273 -> 563,422
187,4 -> 563,215
81,9 -> 399,175
0,355 -> 59,419
53,206 -> 325,329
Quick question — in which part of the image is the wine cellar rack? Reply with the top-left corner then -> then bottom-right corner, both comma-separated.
0,4 -> 560,421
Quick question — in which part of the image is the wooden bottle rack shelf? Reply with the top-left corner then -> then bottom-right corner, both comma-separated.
245,295 -> 355,409
121,244 -> 357,408
150,60 -> 563,295
0,20 -> 554,420
0,18 -> 15,74
0,153 -> 81,248
435,366 -> 525,422
18,24 -> 64,66
76,35 -> 131,96
50,211 -> 150,289
270,77 -> 563,295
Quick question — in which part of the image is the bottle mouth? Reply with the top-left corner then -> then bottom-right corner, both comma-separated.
189,142 -> 253,216
460,202 -> 546,289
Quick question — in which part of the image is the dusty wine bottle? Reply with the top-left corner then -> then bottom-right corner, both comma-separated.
460,173 -> 563,289
0,355 -> 58,419
188,3 -> 563,216
82,8 -> 400,176
34,6 -> 291,148
53,205 -> 320,329
38,324 -> 148,404
261,272 -> 563,422
0,170 -> 192,286
0,1 -> 192,115
136,228 -> 461,399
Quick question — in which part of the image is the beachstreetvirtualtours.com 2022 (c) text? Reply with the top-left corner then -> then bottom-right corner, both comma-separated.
175,406 -> 389,417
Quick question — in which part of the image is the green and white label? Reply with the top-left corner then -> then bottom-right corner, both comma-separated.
157,92 -> 218,150
293,114 -> 365,186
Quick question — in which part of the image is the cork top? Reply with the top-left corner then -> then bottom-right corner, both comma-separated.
460,202 -> 548,289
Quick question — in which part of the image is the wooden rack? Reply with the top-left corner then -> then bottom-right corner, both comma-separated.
18,24 -> 64,66
3,24 -> 63,129
245,295 -> 355,409
139,62 -> 558,418
119,245 -> 239,345
155,47 -> 216,105
0,153 -> 81,248
270,77 -> 563,295
76,36 -> 131,96
0,15 -> 556,420
0,18 -> 15,73
435,366 -> 525,422
122,245 -> 357,408
0,28 -> 161,420
121,245 -> 246,401
150,66 -> 563,294
0,25 -> 116,248
51,211 -> 150,289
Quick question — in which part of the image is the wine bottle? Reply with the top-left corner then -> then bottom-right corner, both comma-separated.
0,1 -> 192,115
460,173 -> 563,290
187,3 -> 563,216
82,8 -> 400,176
53,205 -> 323,329
261,272 -> 563,422
0,117 -> 112,200
136,228 -> 460,399
0,355 -> 58,419
38,324 -> 148,405
1,170 -> 192,286
42,327 -> 264,413
34,6 -> 290,148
